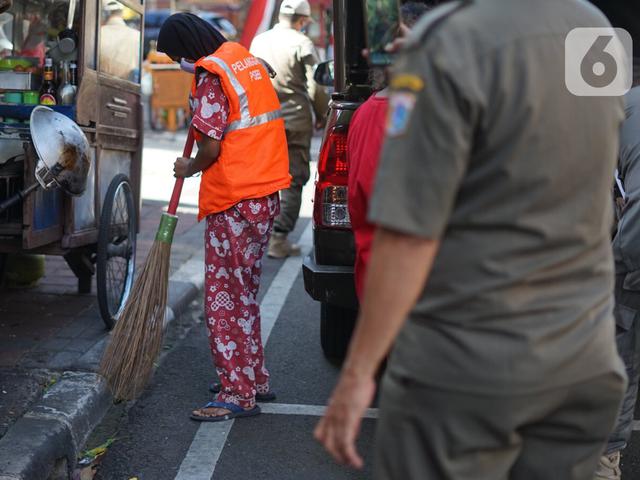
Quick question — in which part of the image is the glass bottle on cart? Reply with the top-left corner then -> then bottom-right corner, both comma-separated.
70,62 -> 78,88
39,58 -> 58,106
57,61 -> 77,105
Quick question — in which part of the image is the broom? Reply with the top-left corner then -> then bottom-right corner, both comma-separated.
100,129 -> 195,400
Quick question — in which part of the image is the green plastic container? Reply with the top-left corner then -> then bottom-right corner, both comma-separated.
3,91 -> 22,104
22,91 -> 39,105
3,254 -> 45,288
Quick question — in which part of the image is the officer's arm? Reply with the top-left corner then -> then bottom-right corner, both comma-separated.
302,47 -> 329,122
317,19 -> 476,469
316,228 -> 439,468
344,228 -> 439,378
614,100 -> 640,271
306,62 -> 329,123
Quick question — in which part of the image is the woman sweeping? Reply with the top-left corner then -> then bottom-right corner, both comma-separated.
157,13 -> 290,422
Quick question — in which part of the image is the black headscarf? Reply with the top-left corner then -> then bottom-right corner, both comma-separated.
157,13 -> 227,61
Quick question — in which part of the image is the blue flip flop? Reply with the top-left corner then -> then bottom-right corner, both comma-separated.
209,381 -> 276,402
190,401 -> 261,422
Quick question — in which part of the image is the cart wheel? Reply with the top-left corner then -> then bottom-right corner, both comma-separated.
97,174 -> 137,329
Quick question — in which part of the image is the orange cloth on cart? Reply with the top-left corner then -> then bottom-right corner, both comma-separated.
194,42 -> 290,220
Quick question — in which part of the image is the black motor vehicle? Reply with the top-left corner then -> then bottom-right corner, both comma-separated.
303,0 -> 370,361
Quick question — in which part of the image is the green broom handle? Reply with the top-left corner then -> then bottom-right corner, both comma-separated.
167,128 -> 196,215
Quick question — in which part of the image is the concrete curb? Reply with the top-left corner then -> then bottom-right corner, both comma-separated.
0,250 -> 205,480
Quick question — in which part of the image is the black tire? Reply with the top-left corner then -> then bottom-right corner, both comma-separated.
97,174 -> 137,329
320,302 -> 357,361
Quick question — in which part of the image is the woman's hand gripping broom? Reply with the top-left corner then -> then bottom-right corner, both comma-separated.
100,129 -> 195,400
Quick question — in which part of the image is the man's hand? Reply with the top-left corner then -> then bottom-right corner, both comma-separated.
173,157 -> 194,178
385,24 -> 412,53
314,370 -> 376,469
361,24 -> 412,60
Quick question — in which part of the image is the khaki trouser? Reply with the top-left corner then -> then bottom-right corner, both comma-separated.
273,129 -> 311,234
375,371 -> 625,480
606,274 -> 640,454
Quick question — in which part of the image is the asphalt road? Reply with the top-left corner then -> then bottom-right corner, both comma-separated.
90,217 -> 376,480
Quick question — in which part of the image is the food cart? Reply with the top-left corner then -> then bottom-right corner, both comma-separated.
0,0 -> 143,328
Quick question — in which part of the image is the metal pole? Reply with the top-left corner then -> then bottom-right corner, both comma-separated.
333,0 -> 346,92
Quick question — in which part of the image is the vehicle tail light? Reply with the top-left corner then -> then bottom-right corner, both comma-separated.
314,125 -> 351,229
322,186 -> 350,228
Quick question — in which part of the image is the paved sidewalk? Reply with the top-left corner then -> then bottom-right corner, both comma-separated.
0,201 -> 201,370
0,129 -> 205,480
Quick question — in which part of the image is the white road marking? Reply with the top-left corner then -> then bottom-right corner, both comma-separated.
175,222 -> 314,480
174,421 -> 233,479
260,403 -> 379,419
260,223 -> 313,345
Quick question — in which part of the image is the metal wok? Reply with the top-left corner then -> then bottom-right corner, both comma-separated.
0,106 -> 91,214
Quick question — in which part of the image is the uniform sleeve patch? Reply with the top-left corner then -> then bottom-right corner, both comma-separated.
390,74 -> 425,92
386,92 -> 417,137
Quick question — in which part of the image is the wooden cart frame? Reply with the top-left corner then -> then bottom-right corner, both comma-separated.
0,0 -> 144,328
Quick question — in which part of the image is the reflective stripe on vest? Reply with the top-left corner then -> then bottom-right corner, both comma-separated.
204,55 -> 283,133
227,109 -> 282,133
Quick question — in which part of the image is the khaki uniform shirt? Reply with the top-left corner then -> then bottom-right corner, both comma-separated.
250,22 -> 328,132
100,17 -> 140,81
370,0 -> 626,394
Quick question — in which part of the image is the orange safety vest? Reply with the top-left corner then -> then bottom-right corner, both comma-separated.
193,42 -> 290,220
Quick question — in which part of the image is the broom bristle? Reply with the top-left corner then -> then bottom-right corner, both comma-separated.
99,240 -> 172,400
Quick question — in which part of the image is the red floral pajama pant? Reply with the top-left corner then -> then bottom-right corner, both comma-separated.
204,193 -> 279,409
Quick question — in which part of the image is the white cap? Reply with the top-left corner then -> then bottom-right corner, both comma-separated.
280,0 -> 311,17
104,0 -> 123,12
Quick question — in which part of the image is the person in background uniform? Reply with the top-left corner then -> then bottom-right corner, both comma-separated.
250,0 -> 329,258
596,63 -> 640,480
157,13 -> 290,422
315,1 -> 627,478
99,0 -> 140,81
347,1 -> 433,299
